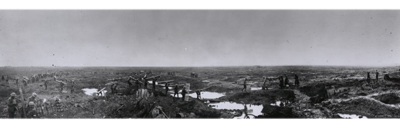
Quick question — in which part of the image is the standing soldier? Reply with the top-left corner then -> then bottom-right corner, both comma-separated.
165,83 -> 169,95
28,93 -> 38,105
152,78 -> 157,93
59,82 -> 65,93
375,70 -> 379,84
23,79 -> 28,86
143,77 -> 148,89
261,77 -> 267,90
127,77 -> 134,89
54,98 -> 62,112
44,80 -> 49,90
367,72 -> 371,84
70,80 -> 75,93
242,78 -> 248,92
26,101 -> 39,118
97,85 -> 103,96
1,75 -> 4,80
243,104 -> 250,119
181,88 -> 187,101
284,74 -> 289,88
196,90 -> 201,99
279,76 -> 284,89
110,83 -> 117,94
174,85 -> 179,98
16,79 -> 19,86
135,79 -> 141,90
7,93 -> 19,118
295,74 -> 300,88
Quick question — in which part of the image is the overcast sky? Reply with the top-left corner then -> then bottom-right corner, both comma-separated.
0,10 -> 399,67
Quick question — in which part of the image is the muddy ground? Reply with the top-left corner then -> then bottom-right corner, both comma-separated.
1,66 -> 400,119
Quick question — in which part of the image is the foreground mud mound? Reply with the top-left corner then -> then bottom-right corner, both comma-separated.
384,72 -> 400,82
0,82 -> 18,99
372,93 -> 400,104
330,98 -> 400,118
258,105 -> 295,118
220,89 -> 295,105
106,93 -> 227,118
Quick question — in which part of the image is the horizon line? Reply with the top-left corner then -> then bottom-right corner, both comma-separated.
1,64 -> 399,68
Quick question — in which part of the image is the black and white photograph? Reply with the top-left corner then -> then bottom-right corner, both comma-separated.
1,6 -> 400,123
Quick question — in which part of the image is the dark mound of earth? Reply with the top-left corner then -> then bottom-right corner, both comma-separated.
372,93 -> 400,104
258,105 -> 295,118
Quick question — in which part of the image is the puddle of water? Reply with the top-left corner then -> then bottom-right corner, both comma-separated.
250,87 -> 262,91
147,81 -> 158,85
187,92 -> 225,99
209,102 -> 263,118
233,113 -> 256,119
270,101 -> 282,106
337,113 -> 368,119
82,88 -> 107,96
202,80 -> 210,83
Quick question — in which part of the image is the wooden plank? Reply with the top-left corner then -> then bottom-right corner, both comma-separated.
157,80 -> 174,83
18,86 -> 26,118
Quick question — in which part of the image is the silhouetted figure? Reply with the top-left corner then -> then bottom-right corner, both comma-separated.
152,78 -> 157,93
135,79 -> 140,90
279,76 -> 284,89
295,74 -> 300,87
262,77 -> 267,90
7,93 -> 18,118
242,78 -> 247,92
127,78 -> 133,88
174,85 -> 179,98
111,83 -> 118,94
23,79 -> 28,86
44,80 -> 49,90
367,72 -> 371,84
243,104 -> 250,119
59,82 -> 65,93
196,90 -> 201,99
144,78 -> 148,89
165,83 -> 169,95
70,81 -> 75,93
181,88 -> 187,101
284,74 -> 289,88
375,70 -> 379,84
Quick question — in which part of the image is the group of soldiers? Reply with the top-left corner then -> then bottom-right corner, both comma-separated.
278,74 -> 300,89
367,70 -> 380,84
6,92 -> 63,118
164,82 -> 188,101
2,71 -> 74,118
241,74 -> 301,92
190,72 -> 199,78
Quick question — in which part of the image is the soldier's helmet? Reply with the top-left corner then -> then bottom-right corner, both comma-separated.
32,92 -> 37,97
28,101 -> 35,106
11,92 -> 16,97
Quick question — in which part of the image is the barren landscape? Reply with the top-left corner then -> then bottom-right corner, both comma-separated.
2,66 -> 400,119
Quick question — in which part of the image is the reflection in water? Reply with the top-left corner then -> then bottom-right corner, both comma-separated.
209,102 -> 263,119
202,80 -> 210,83
82,88 -> 107,96
337,113 -> 367,119
147,81 -> 158,85
270,101 -> 282,106
171,91 -> 225,99
188,92 -> 225,99
250,87 -> 262,91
